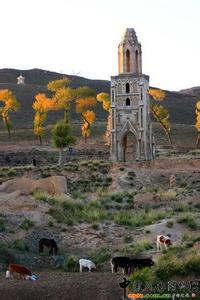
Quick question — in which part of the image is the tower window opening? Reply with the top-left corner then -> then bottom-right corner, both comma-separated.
140,107 -> 143,127
126,98 -> 130,106
126,83 -> 130,93
126,49 -> 130,72
135,50 -> 139,74
141,88 -> 143,100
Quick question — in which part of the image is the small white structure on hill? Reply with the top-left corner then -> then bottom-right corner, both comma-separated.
17,75 -> 25,85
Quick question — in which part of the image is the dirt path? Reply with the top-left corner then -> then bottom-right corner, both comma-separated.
0,271 -> 123,300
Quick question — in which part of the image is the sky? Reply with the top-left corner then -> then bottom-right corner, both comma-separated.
0,0 -> 200,91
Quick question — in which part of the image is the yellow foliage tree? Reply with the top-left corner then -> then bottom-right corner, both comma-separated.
195,101 -> 200,148
32,93 -> 56,144
0,89 -> 20,138
97,93 -> 111,145
47,78 -> 96,124
149,89 -> 166,101
76,97 -> 96,143
149,88 -> 172,145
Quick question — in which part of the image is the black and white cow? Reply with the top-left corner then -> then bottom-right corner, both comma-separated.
111,257 -> 131,274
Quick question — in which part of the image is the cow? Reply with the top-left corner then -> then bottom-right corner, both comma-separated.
79,259 -> 96,272
111,257 -> 131,274
39,238 -> 58,255
8,263 -> 32,279
129,257 -> 154,273
157,234 -> 172,251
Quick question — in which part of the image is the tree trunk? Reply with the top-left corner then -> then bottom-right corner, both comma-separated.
81,113 -> 90,144
39,135 -> 42,145
59,147 -> 64,167
64,109 -> 69,124
150,106 -> 172,146
4,116 -> 11,138
196,132 -> 200,149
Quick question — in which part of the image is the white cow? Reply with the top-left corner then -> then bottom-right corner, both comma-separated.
5,270 -> 10,279
79,259 -> 96,272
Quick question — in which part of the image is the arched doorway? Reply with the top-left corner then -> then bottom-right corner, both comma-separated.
122,131 -> 137,161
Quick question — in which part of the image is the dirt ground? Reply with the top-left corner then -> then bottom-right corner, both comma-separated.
0,271 -> 124,300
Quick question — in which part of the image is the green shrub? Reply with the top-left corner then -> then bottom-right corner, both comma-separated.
114,211 -> 133,226
0,218 -> 6,232
41,171 -> 51,178
91,247 -> 110,264
113,209 -> 170,228
155,254 -> 181,280
12,240 -> 29,251
91,223 -> 99,230
7,168 -> 17,177
156,248 -> 200,279
175,203 -> 189,212
129,267 -> 155,288
183,250 -> 200,275
127,171 -> 136,177
132,239 -> 154,255
48,199 -> 107,224
92,160 -> 100,166
0,241 -> 8,254
63,256 -> 77,272
32,190 -> 59,205
48,207 -> 73,225
48,221 -> 54,227
20,218 -> 35,230
177,214 -> 197,229
124,236 -> 133,243
166,220 -> 174,228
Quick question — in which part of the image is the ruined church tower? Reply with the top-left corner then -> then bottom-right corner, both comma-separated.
110,28 -> 154,161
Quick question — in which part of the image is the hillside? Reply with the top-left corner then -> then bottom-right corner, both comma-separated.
179,86 -> 200,98
0,68 -> 199,128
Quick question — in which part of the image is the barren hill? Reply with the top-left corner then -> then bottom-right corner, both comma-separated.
0,68 -> 199,128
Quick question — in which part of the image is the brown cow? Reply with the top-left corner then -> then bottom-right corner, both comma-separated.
8,263 -> 32,279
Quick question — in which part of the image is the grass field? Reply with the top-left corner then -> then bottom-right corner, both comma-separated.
0,122 -> 197,150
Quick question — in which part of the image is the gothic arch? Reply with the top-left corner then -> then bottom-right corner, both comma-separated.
119,120 -> 138,141
119,126 -> 138,162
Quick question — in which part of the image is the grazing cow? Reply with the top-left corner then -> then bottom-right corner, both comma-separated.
111,257 -> 131,274
8,263 -> 32,279
129,257 -> 154,273
39,238 -> 58,255
157,235 -> 172,251
79,259 -> 96,272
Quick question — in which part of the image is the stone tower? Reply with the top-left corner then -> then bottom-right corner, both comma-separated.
110,28 -> 154,161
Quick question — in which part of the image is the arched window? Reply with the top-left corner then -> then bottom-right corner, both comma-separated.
135,50 -> 139,74
126,82 -> 130,94
126,49 -> 130,72
126,98 -> 130,106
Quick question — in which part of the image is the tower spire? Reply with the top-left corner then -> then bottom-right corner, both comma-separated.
118,28 -> 142,75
